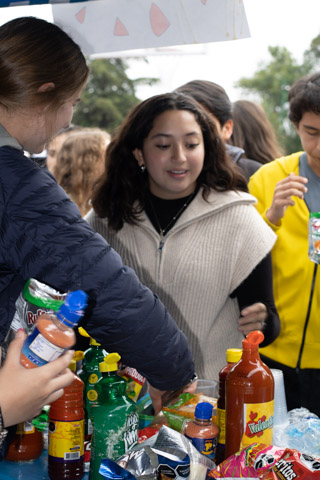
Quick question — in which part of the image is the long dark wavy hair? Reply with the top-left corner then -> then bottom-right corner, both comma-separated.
92,92 -> 248,231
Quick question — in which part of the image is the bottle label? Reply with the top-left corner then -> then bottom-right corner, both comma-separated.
22,326 -> 64,366
240,400 -> 274,450
87,388 -> 98,402
48,419 -> 84,460
16,421 -> 35,435
89,373 -> 99,384
185,434 -> 217,460
217,407 -> 226,445
123,412 -> 139,452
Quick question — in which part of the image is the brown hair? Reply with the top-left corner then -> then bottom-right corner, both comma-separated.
289,72 -> 320,125
0,16 -> 89,111
92,92 -> 248,231
54,129 -> 110,217
229,100 -> 283,164
175,80 -> 232,127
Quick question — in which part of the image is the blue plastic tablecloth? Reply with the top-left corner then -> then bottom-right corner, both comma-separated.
0,450 -> 89,479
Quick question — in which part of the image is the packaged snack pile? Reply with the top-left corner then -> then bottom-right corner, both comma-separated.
208,442 -> 320,480
260,449 -> 320,480
208,443 -> 285,478
113,425 -> 215,480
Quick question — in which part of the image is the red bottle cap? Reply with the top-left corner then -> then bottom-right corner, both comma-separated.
242,330 -> 264,350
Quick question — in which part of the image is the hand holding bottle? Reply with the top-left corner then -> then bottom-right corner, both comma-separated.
0,330 -> 74,427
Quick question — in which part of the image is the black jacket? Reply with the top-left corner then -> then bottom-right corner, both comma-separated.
0,146 -> 195,391
226,144 -> 262,180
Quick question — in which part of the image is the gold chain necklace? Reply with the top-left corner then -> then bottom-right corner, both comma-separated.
148,192 -> 195,251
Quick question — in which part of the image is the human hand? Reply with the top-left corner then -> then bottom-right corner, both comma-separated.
0,330 -> 74,427
148,379 -> 198,415
238,302 -> 267,337
266,172 -> 308,225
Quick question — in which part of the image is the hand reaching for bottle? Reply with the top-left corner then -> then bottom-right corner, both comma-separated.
148,378 -> 197,415
238,302 -> 268,337
0,329 -> 74,427
266,172 -> 308,225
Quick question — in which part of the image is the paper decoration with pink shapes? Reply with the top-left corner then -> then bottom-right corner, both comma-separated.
52,0 -> 250,56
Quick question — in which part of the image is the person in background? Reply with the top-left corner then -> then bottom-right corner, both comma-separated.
175,80 -> 262,180
86,92 -> 280,383
249,72 -> 320,416
46,124 -> 82,174
230,99 -> 284,165
0,17 -> 195,455
53,128 -> 110,217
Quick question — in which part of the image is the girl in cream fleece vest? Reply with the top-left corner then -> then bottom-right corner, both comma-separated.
86,92 -> 280,380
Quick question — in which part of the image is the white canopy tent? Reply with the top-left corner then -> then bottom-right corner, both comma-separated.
0,0 -> 250,57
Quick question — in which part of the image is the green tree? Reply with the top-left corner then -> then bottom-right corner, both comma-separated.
73,58 -> 158,133
235,36 -> 320,154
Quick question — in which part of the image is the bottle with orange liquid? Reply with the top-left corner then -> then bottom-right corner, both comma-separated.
225,331 -> 274,458
215,348 -> 242,464
20,290 -> 88,368
48,359 -> 84,480
184,401 -> 219,461
5,420 -> 44,462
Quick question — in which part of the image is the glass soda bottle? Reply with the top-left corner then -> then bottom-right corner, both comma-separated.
89,353 -> 139,480
20,290 -> 88,368
78,326 -> 107,472
225,331 -> 274,458
48,359 -> 85,480
5,420 -> 44,462
184,401 -> 219,461
216,348 -> 242,464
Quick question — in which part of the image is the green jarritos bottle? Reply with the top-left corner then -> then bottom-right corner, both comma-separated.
89,353 -> 139,480
78,327 -> 107,473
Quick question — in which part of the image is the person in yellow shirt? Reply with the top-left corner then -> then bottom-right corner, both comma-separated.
249,72 -> 320,415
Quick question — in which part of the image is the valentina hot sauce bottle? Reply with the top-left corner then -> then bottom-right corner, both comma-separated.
225,331 -> 274,458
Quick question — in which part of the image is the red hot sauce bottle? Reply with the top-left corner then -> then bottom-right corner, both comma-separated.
215,348 -> 242,464
225,331 -> 274,458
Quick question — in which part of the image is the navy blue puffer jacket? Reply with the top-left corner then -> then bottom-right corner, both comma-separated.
0,146 -> 194,391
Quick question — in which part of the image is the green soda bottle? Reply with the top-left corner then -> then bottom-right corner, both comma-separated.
78,327 -> 107,472
89,353 -> 139,480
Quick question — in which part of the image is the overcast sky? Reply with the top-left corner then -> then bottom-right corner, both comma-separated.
128,0 -> 320,100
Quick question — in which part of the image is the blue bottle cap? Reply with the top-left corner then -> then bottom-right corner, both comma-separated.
195,402 -> 213,420
57,290 -> 88,327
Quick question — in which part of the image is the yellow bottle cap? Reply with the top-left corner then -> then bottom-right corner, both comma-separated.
69,359 -> 77,372
226,348 -> 242,363
74,350 -> 85,362
78,326 -> 101,346
99,353 -> 121,373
